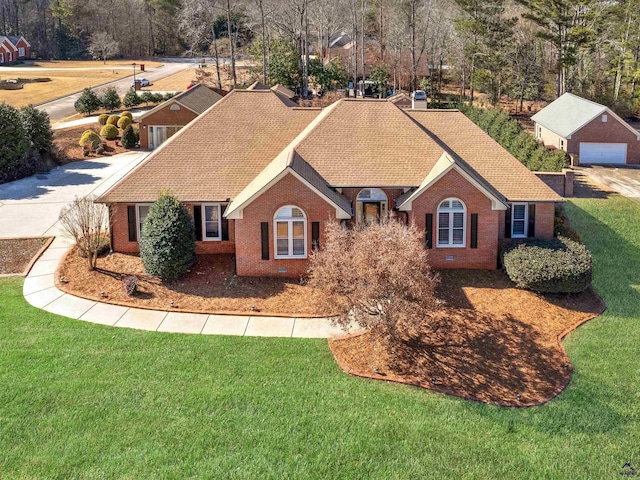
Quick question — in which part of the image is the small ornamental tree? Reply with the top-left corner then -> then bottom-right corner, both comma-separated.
308,218 -> 440,343
121,124 -> 137,148
59,195 -> 108,270
117,116 -> 132,130
139,193 -> 195,281
98,113 -> 110,126
75,88 -> 102,115
19,105 -> 53,154
106,114 -> 120,126
140,91 -> 155,106
101,86 -> 121,111
122,89 -> 141,108
100,124 -> 119,140
0,103 -> 30,183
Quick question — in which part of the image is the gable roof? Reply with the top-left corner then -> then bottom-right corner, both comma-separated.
247,81 -> 269,90
98,94 -> 562,207
137,84 -> 223,121
0,36 -> 16,51
531,92 -> 640,140
271,84 -> 296,99
97,90 -> 320,204
6,35 -> 28,47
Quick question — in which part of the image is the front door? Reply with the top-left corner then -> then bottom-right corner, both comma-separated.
363,202 -> 381,224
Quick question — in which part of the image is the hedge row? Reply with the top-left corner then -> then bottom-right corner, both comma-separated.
503,236 -> 592,293
460,105 -> 568,172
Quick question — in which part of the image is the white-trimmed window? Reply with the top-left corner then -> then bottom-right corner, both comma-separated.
18,47 -> 24,57
7,51 -> 12,61
202,204 -> 221,240
136,204 -> 151,239
274,206 -> 307,258
0,53 -> 4,63
536,125 -> 541,139
437,198 -> 466,247
602,114 -> 608,123
511,203 -> 528,238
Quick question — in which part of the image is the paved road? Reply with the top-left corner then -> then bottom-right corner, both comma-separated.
0,151 -> 148,238
577,165 -> 640,201
38,62 -> 194,122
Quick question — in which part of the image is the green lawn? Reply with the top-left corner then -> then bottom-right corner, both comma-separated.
1,192 -> 639,479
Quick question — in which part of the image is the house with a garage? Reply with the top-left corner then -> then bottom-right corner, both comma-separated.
532,92 -> 640,165
97,89 -> 561,277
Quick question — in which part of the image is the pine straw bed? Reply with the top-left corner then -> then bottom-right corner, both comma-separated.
56,249 -> 327,317
330,270 -> 604,407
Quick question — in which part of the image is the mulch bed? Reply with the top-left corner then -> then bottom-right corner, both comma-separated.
56,249 -> 327,317
53,125 -> 129,165
330,270 -> 605,407
0,237 -> 51,275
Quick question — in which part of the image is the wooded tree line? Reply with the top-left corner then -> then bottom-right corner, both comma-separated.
2,0 -> 639,113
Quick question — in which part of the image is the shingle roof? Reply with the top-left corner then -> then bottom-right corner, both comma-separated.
97,90 -> 320,203
406,110 -> 562,202
271,84 -> 296,99
531,93 -> 607,138
98,94 -> 561,206
137,84 -> 223,121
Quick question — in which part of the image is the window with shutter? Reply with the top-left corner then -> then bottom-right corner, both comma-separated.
511,203 -> 528,238
437,198 -> 466,248
274,206 -> 307,258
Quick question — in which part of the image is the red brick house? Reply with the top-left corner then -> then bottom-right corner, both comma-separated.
0,35 -> 30,64
138,84 -> 225,149
532,92 -> 640,165
97,89 -> 561,277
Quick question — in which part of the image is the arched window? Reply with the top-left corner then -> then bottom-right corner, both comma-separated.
356,188 -> 388,224
274,206 -> 307,258
437,198 -> 466,247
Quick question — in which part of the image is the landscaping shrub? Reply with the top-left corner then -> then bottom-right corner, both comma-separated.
98,113 -> 109,126
121,124 -> 137,149
503,236 -> 592,293
79,130 -> 102,150
117,116 -> 132,130
123,89 -> 141,108
460,105 -> 569,172
0,103 -> 30,184
140,91 -> 155,105
106,114 -> 120,126
151,92 -> 164,103
75,88 -> 102,115
100,124 -> 119,140
133,127 -> 140,144
101,86 -> 121,111
120,111 -> 133,120
122,275 -> 138,296
139,193 -> 195,281
59,196 -> 108,270
19,105 -> 53,154
163,92 -> 178,101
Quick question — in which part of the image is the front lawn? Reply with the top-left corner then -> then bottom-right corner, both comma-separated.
0,191 -> 639,478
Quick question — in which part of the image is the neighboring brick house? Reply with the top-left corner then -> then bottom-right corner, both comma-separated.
0,35 -> 30,64
138,84 -> 225,149
97,89 -> 561,277
532,92 -> 640,165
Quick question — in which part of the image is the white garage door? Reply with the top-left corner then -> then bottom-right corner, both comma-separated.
580,143 -> 627,164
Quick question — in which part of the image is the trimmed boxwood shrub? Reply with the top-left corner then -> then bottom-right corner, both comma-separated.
106,114 -> 120,126
503,236 -> 592,293
98,113 -> 109,126
79,129 -> 101,149
100,124 -> 119,140
117,116 -> 132,130
139,193 -> 195,281
120,111 -> 133,120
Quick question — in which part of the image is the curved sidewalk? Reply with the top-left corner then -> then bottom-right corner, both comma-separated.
23,236 -> 344,339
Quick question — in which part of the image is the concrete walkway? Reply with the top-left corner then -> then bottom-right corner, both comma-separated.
22,236 -> 346,339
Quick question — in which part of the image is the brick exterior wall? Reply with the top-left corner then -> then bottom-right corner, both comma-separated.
497,201 -> 555,243
0,40 -> 15,64
567,114 -> 640,165
14,38 -> 29,58
235,173 -> 336,278
109,203 -> 235,254
408,169 -> 500,269
138,103 -> 198,148
534,169 -> 574,197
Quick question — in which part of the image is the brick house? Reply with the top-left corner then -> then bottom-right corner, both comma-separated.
532,92 -> 640,165
0,35 -> 30,64
138,84 -> 225,149
97,89 -> 561,277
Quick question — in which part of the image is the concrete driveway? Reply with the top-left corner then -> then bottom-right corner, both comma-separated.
578,165 -> 640,201
0,151 -> 147,238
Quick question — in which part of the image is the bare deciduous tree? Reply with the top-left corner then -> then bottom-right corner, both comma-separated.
59,196 -> 108,270
87,31 -> 120,64
308,218 -> 440,344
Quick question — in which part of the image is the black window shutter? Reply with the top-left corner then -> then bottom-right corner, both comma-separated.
193,205 -> 202,241
221,204 -> 229,241
127,205 -> 137,241
312,221 -> 320,250
504,205 -> 512,239
471,213 -> 478,249
260,222 -> 269,260
528,204 -> 536,238
425,213 -> 433,249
